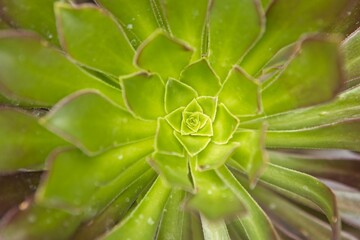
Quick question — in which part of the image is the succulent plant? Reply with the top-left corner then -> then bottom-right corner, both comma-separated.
0,0 -> 360,239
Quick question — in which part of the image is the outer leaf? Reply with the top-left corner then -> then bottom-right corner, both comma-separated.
165,79 -> 197,113
342,28 -> 360,86
55,3 -> 137,77
180,59 -> 221,96
95,0 -> 159,45
200,215 -> 231,240
102,177 -> 171,240
212,104 -> 239,144
155,118 -> 184,156
208,0 -> 264,79
41,90 -> 156,155
218,67 -> 260,116
0,109 -> 67,172
150,152 -> 192,190
262,37 -> 343,115
259,164 -> 340,238
122,72 -> 166,120
0,0 -> 59,44
135,31 -> 193,80
0,32 -> 123,107
241,0 -> 352,75
159,0 -> 208,59
334,190 -> 360,229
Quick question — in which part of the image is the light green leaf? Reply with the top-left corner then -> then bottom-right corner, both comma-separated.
200,215 -> 231,240
188,160 -> 247,220
55,3 -> 137,77
266,119 -> 360,152
216,166 -> 279,240
0,32 -> 123,107
197,96 -> 218,121
103,177 -> 171,240
0,109 -> 67,172
0,0 -> 59,44
180,59 -> 221,96
260,164 -> 340,237
157,189 -> 186,240
232,125 -> 268,185
241,0 -> 352,75
208,0 -> 264,79
184,98 -> 203,113
212,104 -> 240,144
165,107 -> 184,132
96,0 -> 159,45
155,118 -> 184,156
262,37 -> 343,115
165,79 -> 197,113
174,132 -> 211,157
41,90 -> 156,155
150,152 -> 192,190
260,0 -> 273,11
135,31 -> 193,80
218,67 -> 260,116
159,0 -> 208,59
122,72 -> 166,120
197,141 -> 240,171
342,28 -> 360,86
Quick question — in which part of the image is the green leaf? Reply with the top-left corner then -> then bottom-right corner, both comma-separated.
266,119 -> 360,152
165,79 -> 197,113
180,59 -> 221,96
184,98 -> 203,113
103,177 -> 171,240
218,67 -> 260,116
36,139 -> 154,212
150,152 -> 192,191
200,215 -> 231,240
240,0 -> 352,75
216,167 -> 279,240
165,107 -> 184,132
262,37 -> 343,115
212,104 -> 239,144
0,109 -> 67,172
342,28 -> 360,86
197,96 -> 218,121
231,125 -> 268,185
157,189 -> 186,240
174,132 -> 211,157
135,31 -> 193,80
197,141 -> 240,171
260,164 -> 340,237
155,118 -> 184,156
0,0 -> 59,44
208,0 -> 264,79
188,161 -> 247,220
96,0 -> 159,46
159,0 -> 208,59
260,0 -> 273,11
0,32 -> 123,107
55,3 -> 137,77
41,90 -> 156,155
122,72 -> 166,120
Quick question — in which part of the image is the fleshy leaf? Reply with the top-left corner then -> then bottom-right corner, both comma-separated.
260,164 -> 340,237
342,28 -> 360,86
135,31 -> 193,80
188,161 -> 247,220
96,0 -> 159,45
150,153 -> 192,191
241,0 -> 353,75
165,107 -> 184,132
212,104 -> 240,144
218,67 -> 260,116
41,90 -> 156,155
122,72 -> 166,120
180,59 -> 221,96
165,79 -> 197,113
0,32 -> 123,107
0,109 -> 67,172
155,118 -> 184,156
159,0 -> 208,59
197,142 -> 240,171
208,0 -> 264,79
103,177 -> 171,240
197,96 -> 218,121
200,215 -> 231,240
262,37 -> 343,115
55,3 -> 137,77
0,0 -> 59,44
217,167 -> 279,240
231,125 -> 268,185
174,132 -> 211,157
184,98 -> 203,113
